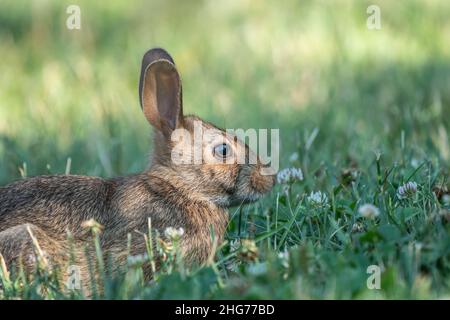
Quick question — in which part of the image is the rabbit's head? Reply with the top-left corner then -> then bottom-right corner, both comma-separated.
139,48 -> 275,207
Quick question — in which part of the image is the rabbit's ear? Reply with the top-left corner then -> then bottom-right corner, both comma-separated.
139,48 -> 183,135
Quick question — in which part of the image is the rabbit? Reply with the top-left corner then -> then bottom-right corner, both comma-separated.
0,48 -> 275,293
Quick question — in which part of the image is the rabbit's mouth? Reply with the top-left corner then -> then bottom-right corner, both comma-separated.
224,165 -> 276,207
230,195 -> 257,207
227,190 -> 269,207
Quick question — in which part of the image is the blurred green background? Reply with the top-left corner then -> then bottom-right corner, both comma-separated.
1,0 -> 450,300
0,0 -> 449,182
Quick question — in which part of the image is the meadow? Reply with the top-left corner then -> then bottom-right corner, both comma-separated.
0,0 -> 449,299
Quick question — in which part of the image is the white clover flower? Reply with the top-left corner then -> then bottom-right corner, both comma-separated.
164,227 -> 185,241
229,239 -> 241,252
289,152 -> 299,163
307,191 -> 328,206
351,222 -> 364,233
230,239 -> 258,262
397,181 -> 418,199
278,248 -> 290,269
225,260 -> 241,272
276,167 -> 304,184
358,204 -> 380,220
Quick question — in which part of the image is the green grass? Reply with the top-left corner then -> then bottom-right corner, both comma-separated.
0,0 -> 449,299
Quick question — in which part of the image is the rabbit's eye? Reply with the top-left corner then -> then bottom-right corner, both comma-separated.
213,143 -> 232,159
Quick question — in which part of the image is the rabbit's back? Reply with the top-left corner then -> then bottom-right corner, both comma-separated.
0,173 -> 199,240
0,172 -> 230,266
0,175 -> 117,236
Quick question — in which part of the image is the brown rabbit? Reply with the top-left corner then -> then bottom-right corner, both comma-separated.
0,48 -> 275,292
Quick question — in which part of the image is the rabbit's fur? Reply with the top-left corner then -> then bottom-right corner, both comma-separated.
0,48 -> 275,292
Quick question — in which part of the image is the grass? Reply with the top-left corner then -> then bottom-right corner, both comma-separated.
0,0 -> 449,299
